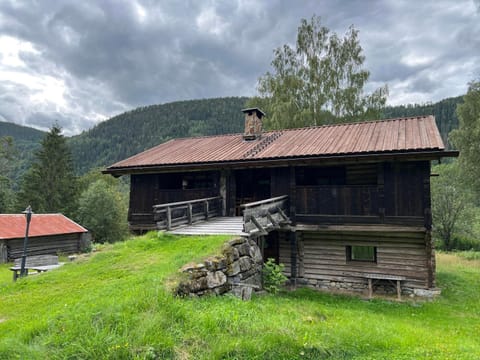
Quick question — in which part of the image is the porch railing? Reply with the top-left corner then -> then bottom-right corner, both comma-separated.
241,195 -> 290,236
153,196 -> 223,231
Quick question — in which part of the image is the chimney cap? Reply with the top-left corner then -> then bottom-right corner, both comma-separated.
241,107 -> 266,117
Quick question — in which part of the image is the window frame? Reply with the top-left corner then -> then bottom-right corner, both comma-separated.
346,245 -> 377,263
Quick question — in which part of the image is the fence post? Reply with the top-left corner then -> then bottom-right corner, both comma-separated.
166,207 -> 172,230
188,203 -> 193,224
204,200 -> 209,220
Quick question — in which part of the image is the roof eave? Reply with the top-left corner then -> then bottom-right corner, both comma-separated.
103,149 -> 458,176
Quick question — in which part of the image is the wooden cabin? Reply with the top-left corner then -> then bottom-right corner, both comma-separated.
0,214 -> 90,263
104,108 -> 457,296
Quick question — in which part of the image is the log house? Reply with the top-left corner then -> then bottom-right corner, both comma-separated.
104,108 -> 457,295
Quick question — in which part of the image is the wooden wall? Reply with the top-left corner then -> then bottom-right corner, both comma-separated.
5,233 -> 84,261
129,172 -> 219,228
278,228 -> 433,291
127,159 -> 432,230
295,161 -> 431,227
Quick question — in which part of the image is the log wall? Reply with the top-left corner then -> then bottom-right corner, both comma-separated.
278,228 -> 433,294
4,233 -> 84,261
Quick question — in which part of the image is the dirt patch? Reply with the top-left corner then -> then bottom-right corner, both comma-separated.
0,318 -> 6,323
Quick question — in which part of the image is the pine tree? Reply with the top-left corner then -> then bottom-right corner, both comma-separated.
16,125 -> 78,216
0,136 -> 16,212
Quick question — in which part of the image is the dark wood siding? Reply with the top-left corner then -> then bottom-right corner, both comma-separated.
295,161 -> 429,226
6,233 -> 82,260
270,167 -> 290,197
384,162 -> 427,217
129,172 -> 220,229
281,229 -> 431,290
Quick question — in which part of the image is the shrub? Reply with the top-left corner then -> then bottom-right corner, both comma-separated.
76,180 -> 128,243
457,250 -> 480,261
262,258 -> 288,294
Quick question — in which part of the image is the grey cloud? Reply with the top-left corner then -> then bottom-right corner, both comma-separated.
0,0 -> 479,135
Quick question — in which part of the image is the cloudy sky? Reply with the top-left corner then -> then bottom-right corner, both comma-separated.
0,0 -> 479,136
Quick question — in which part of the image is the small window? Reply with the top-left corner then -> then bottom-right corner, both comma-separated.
347,246 -> 377,262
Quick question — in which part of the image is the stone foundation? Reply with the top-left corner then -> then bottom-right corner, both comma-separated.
303,278 -> 439,298
175,237 -> 263,299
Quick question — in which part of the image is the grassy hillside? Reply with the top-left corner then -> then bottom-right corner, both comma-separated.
1,233 -> 479,359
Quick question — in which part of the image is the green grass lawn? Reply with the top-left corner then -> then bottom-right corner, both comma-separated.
0,233 -> 479,360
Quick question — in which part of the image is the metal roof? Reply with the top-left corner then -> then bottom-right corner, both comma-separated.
0,214 -> 88,240
106,116 -> 446,171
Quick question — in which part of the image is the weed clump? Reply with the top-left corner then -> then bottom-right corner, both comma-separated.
262,258 -> 288,294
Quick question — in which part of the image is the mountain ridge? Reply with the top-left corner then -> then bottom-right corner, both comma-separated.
0,95 -> 463,180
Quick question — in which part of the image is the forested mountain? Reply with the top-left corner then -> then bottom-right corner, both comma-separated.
68,97 -> 248,174
0,121 -> 46,141
0,121 -> 45,183
0,95 -> 464,180
381,96 -> 463,148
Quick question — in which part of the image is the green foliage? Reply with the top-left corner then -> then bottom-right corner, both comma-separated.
0,238 -> 479,359
76,179 -> 128,243
450,81 -> 480,198
68,97 -> 248,174
456,250 -> 480,260
0,121 -> 44,185
262,258 -> 288,294
77,167 -> 129,195
382,95 -> 462,149
0,136 -> 16,212
15,125 -> 78,216
248,15 -> 388,129
444,234 -> 480,252
0,121 -> 45,141
0,176 -> 16,213
431,163 -> 477,251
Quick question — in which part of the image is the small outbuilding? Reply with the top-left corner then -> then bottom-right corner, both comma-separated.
0,214 -> 90,263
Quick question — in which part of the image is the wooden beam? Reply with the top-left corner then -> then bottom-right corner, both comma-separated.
166,207 -> 172,231
251,216 -> 268,236
187,203 -> 193,224
290,231 -> 297,286
266,212 -> 278,228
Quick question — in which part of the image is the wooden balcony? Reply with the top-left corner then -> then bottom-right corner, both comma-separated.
295,185 -> 424,226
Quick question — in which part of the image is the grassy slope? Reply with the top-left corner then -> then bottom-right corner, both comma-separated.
0,234 -> 479,360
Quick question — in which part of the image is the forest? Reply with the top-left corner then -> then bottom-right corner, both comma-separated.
0,94 -> 463,178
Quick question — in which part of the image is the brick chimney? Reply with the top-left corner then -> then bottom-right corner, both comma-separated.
241,107 -> 265,141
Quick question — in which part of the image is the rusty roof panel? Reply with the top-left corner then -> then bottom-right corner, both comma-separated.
0,214 -> 87,240
106,116 -> 445,170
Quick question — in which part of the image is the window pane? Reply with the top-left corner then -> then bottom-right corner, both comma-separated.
350,246 -> 376,262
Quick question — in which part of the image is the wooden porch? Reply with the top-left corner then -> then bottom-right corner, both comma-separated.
153,195 -> 290,237
168,216 -> 246,236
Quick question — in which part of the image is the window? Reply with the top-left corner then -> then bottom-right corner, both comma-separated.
346,246 -> 377,262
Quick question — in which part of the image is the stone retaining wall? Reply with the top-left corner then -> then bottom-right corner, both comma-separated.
176,237 -> 263,299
